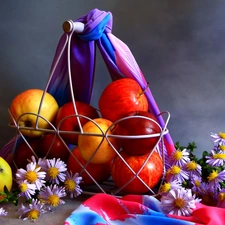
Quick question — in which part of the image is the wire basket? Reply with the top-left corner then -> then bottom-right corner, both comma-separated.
9,108 -> 170,196
6,9 -> 173,197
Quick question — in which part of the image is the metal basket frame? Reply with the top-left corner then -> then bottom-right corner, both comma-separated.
8,20 -> 171,197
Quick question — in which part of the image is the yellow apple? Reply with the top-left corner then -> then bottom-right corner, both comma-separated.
9,89 -> 59,137
0,157 -> 13,192
78,118 -> 119,164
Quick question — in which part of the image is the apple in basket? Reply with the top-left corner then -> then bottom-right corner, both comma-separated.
112,111 -> 161,156
67,146 -> 112,185
9,89 -> 59,138
36,133 -> 71,162
55,101 -> 99,145
13,138 -> 40,169
111,150 -> 163,194
98,78 -> 149,122
78,118 -> 119,164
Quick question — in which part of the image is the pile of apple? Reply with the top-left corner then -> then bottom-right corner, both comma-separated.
9,78 -> 164,194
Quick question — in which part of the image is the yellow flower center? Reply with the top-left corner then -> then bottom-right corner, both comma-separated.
213,153 -> 225,159
207,170 -> 218,181
64,179 -> 76,192
219,132 -> 225,139
25,171 -> 38,183
20,183 -> 28,192
186,161 -> 197,170
170,165 -> 181,175
219,145 -> 225,151
194,180 -> 201,187
174,198 -> 185,209
27,209 -> 40,220
47,194 -> 60,207
173,151 -> 183,161
218,193 -> 225,202
160,182 -> 171,193
48,167 -> 59,179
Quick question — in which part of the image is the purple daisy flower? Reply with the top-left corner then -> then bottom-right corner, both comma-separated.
211,132 -> 225,146
159,179 -> 182,195
206,150 -> 225,167
44,158 -> 67,184
18,199 -> 47,221
29,156 -> 48,168
218,145 -> 225,152
18,180 -> 37,199
211,144 -> 225,153
190,174 -> 202,194
196,181 -> 215,197
0,207 -> 7,216
38,184 -> 66,210
166,165 -> 189,183
64,171 -> 82,198
185,161 -> 202,177
160,187 -> 196,216
207,170 -> 225,191
168,148 -> 190,167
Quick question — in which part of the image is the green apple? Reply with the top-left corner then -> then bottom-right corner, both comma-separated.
9,89 -> 59,137
0,157 -> 13,192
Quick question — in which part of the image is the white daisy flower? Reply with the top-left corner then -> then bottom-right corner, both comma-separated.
160,187 -> 196,216
18,180 -> 37,199
16,162 -> 46,190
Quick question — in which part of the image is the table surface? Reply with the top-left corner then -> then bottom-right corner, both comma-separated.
0,194 -> 89,225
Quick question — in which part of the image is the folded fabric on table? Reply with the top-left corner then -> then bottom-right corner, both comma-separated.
64,193 -> 225,225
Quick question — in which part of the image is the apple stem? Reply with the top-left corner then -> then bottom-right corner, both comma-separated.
140,82 -> 150,96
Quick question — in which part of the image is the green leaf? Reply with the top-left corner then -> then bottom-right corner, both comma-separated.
0,190 -> 7,203
3,185 -> 10,195
175,142 -> 180,149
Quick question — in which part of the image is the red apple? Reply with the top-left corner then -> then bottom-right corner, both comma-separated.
55,101 -> 99,145
111,150 -> 163,194
13,138 -> 40,169
67,146 -> 112,185
36,133 -> 70,162
98,78 -> 149,122
112,111 -> 161,155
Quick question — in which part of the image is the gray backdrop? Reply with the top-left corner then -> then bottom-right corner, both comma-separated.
1,0 -> 225,158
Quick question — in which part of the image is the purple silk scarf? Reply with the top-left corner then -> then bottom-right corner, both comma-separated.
46,8 -> 175,156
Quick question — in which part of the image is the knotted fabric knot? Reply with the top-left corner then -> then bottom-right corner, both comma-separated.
76,8 -> 112,41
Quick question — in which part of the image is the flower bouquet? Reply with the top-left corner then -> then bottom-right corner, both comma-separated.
0,156 -> 82,221
159,131 -> 225,216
